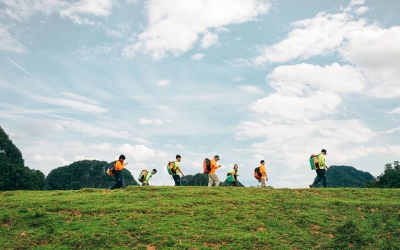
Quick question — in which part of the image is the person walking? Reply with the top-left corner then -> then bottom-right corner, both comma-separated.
110,155 -> 128,189
208,155 -> 221,187
228,164 -> 240,186
172,155 -> 185,186
259,160 -> 268,188
310,149 -> 328,188
142,169 -> 157,186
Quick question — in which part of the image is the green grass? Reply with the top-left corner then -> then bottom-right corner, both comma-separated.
0,187 -> 399,249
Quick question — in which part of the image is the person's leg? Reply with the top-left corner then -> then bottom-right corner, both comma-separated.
110,171 -> 122,189
322,170 -> 327,187
260,178 -> 266,187
313,170 -> 322,185
233,181 -> 238,186
208,174 -> 214,187
172,175 -> 181,186
214,175 -> 220,187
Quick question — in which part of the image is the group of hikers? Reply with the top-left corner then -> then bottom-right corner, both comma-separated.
108,148 -> 328,189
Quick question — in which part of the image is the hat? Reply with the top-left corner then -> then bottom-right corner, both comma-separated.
321,149 -> 327,155
214,155 -> 220,160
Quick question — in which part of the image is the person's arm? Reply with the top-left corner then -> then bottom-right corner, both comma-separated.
177,166 -> 184,177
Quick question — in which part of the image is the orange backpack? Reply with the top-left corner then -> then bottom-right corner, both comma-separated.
309,154 -> 320,170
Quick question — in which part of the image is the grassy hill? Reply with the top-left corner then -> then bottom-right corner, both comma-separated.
1,187 -> 399,249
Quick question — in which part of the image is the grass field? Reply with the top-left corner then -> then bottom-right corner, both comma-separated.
1,187 -> 399,249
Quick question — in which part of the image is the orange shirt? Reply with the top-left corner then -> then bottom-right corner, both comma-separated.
209,159 -> 220,174
260,164 -> 266,179
114,160 -> 127,171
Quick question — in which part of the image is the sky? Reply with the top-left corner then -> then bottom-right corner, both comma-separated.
1,0 -> 400,188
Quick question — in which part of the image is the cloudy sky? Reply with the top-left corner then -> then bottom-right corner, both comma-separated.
1,0 -> 399,187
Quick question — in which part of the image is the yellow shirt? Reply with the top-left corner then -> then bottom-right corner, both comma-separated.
174,161 -> 181,175
260,164 -> 266,179
210,159 -> 220,174
114,160 -> 126,171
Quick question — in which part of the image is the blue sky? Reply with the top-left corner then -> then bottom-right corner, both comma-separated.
1,0 -> 399,187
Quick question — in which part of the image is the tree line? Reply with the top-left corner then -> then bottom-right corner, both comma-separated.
0,126 -> 399,190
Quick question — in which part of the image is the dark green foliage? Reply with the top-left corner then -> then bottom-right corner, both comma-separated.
0,126 -> 47,190
46,160 -> 138,190
181,173 -> 209,186
181,173 -> 245,187
367,161 -> 400,188
314,165 -> 374,188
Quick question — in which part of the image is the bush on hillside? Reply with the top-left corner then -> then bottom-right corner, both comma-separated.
46,160 -> 138,190
367,161 -> 400,188
0,126 -> 47,190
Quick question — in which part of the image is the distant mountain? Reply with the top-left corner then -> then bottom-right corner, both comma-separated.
314,165 -> 374,188
181,173 -> 245,187
46,160 -> 138,190
0,126 -> 47,190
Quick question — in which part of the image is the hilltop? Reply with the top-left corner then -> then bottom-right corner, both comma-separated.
1,187 -> 399,249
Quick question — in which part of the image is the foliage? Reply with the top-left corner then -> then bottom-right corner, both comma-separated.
0,126 -> 47,190
367,161 -> 400,188
180,173 -> 244,186
314,165 -> 375,188
0,187 -> 399,249
46,160 -> 138,190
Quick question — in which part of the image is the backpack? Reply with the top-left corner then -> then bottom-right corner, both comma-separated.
254,167 -> 262,180
106,162 -> 116,177
138,170 -> 148,183
309,154 -> 320,170
203,158 -> 211,174
167,161 -> 176,175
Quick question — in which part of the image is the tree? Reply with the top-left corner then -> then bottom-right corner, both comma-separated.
46,160 -> 138,190
367,161 -> 400,188
314,165 -> 374,188
0,126 -> 47,190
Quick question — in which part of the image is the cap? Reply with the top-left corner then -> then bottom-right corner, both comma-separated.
321,149 -> 327,155
214,155 -> 220,160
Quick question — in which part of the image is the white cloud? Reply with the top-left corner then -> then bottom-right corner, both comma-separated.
57,120 -> 131,139
388,107 -> 400,115
232,76 -> 245,82
267,63 -> 366,94
60,0 -> 114,25
139,118 -> 163,125
236,37 -> 242,40
354,6 -> 369,15
164,143 -> 185,150
248,5 -> 376,66
31,154 -> 70,166
61,92 -> 100,105
238,85 -> 263,94
126,0 -> 271,59
201,32 -> 219,49
157,79 -> 170,86
190,53 -> 204,60
0,27 -> 25,53
31,95 -> 107,113
0,0 -> 67,20
18,119 -> 64,137
250,91 -> 342,121
237,118 -> 376,168
115,143 -> 156,162
350,0 -> 365,6
340,26 -> 400,98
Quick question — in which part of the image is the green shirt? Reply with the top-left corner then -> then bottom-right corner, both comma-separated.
174,161 -> 180,175
144,172 -> 152,182
228,169 -> 240,180
318,154 -> 326,169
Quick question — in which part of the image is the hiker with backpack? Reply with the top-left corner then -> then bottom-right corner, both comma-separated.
309,149 -> 328,188
227,164 -> 240,186
208,155 -> 221,187
258,160 -> 268,188
140,169 -> 157,186
170,155 -> 184,186
110,155 -> 128,189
